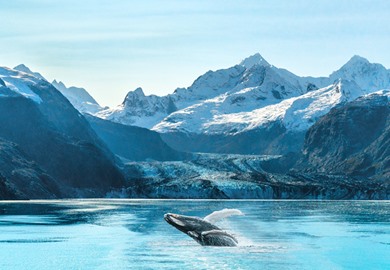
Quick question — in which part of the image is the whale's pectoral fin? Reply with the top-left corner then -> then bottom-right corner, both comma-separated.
200,230 -> 238,247
204,209 -> 243,224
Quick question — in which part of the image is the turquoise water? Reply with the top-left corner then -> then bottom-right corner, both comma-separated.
0,200 -> 389,270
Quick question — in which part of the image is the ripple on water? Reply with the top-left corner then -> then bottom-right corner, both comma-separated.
0,237 -> 68,243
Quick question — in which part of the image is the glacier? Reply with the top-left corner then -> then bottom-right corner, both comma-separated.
121,153 -> 389,199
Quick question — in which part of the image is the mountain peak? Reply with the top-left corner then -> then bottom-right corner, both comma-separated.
346,55 -> 370,66
332,55 -> 372,75
329,55 -> 389,91
14,64 -> 30,72
123,87 -> 145,104
240,53 -> 270,69
133,87 -> 145,95
51,80 -> 67,91
13,64 -> 46,80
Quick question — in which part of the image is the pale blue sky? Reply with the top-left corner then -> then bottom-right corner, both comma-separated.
1,0 -> 389,106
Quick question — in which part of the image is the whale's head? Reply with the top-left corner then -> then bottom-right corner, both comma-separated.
164,213 -> 217,234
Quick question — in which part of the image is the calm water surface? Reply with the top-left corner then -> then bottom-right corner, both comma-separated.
0,200 -> 389,270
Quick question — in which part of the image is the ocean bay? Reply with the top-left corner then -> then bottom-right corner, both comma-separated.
0,200 -> 389,269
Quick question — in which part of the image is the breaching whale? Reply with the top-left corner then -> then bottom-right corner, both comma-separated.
164,209 -> 243,247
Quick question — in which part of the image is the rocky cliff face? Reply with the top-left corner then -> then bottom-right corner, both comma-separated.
297,91 -> 390,180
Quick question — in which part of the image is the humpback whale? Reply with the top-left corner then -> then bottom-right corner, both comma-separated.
164,209 -> 242,247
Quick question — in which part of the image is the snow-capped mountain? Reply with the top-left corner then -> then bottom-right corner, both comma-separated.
52,80 -> 105,114
96,53 -> 322,129
151,55 -> 388,136
96,54 -> 390,139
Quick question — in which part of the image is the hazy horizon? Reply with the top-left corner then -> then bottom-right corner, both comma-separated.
1,0 -> 389,107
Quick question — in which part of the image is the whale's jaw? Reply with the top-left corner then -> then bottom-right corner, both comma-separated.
164,213 -> 238,247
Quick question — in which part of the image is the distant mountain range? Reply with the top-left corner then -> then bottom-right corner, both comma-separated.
0,53 -> 389,199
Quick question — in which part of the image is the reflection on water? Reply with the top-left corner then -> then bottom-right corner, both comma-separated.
0,200 -> 389,269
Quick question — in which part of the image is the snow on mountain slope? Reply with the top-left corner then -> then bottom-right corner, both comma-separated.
153,80 -> 368,134
52,80 -> 105,114
170,54 -> 277,108
97,53 -> 311,128
95,65 -> 247,128
0,66 -> 43,103
170,65 -> 246,109
152,63 -> 317,133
